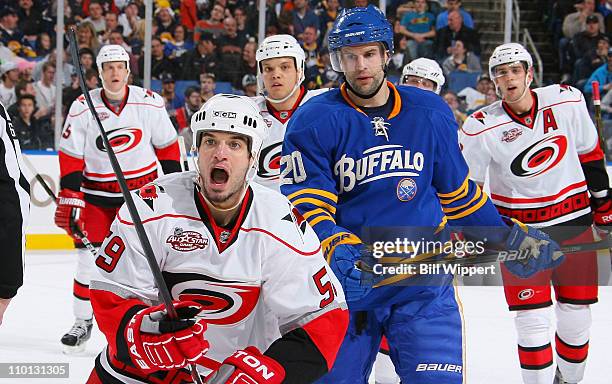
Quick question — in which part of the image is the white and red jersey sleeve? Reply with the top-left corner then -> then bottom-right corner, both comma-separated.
459,109 -> 494,185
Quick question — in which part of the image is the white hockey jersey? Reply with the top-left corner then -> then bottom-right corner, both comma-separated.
253,87 -> 329,191
89,171 -> 347,382
459,85 -> 600,227
59,86 -> 178,204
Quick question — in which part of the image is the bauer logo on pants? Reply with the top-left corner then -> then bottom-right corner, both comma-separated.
166,231 -> 209,252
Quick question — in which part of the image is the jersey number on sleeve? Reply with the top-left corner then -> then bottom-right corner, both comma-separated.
62,124 -> 72,139
313,267 -> 335,308
280,151 -> 307,185
96,232 -> 126,273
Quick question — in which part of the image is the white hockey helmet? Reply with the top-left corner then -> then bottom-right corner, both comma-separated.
190,94 -> 269,181
96,44 -> 131,74
256,34 -> 305,103
401,58 -> 445,94
488,43 -> 533,80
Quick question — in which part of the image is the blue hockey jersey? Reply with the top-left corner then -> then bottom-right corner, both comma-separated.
280,83 -> 506,305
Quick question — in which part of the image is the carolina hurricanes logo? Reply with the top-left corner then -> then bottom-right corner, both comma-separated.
95,127 -> 143,154
257,142 -> 282,179
168,276 -> 261,326
510,135 -> 567,178
166,231 -> 209,252
518,288 -> 535,300
472,110 -> 487,125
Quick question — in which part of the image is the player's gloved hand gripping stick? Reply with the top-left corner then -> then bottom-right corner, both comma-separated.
67,28 -> 204,384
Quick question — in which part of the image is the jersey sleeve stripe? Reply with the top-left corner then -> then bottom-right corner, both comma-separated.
302,208 -> 333,220
578,145 -> 604,164
442,185 -> 482,214
286,188 -> 338,204
308,215 -> 335,228
445,191 -> 489,220
240,227 -> 321,256
291,197 -> 337,215
437,176 -> 469,199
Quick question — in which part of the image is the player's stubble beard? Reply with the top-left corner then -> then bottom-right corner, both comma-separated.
346,68 -> 386,99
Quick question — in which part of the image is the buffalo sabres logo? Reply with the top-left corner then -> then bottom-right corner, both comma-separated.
371,117 -> 390,141
472,110 -> 487,125
397,178 -> 417,202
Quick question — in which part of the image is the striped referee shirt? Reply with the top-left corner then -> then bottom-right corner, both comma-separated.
0,101 -> 30,299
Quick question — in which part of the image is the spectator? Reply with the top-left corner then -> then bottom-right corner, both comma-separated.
155,6 -> 178,40
436,0 -> 474,30
442,89 -> 467,129
234,6 -> 255,39
571,15 -> 607,80
194,2 -> 226,41
398,0 -> 436,60
108,30 -> 132,54
0,61 -> 19,107
137,37 -> 176,79
292,0 -> 320,40
17,0 -> 46,42
442,39 -> 481,76
76,21 -> 100,53
83,0 -> 106,33
584,47 -> 612,94
301,25 -> 320,70
18,61 -> 35,83
101,11 -> 121,44
319,0 -> 342,44
12,94 -> 41,150
79,48 -> 96,73
118,1 -> 140,38
200,72 -> 216,102
562,0 -> 604,39
159,72 -> 181,115
33,62 -> 55,121
173,86 -> 202,148
180,0 -> 199,32
128,19 -> 146,55
164,25 -> 193,59
63,68 -> 98,111
575,35 -> 609,87
241,74 -> 258,97
305,47 -> 341,89
458,75 -> 492,113
34,32 -> 53,57
435,9 -> 480,59
7,80 -> 38,118
180,32 -> 220,80
81,0 -> 118,16
237,39 -> 258,85
484,87 -> 498,106
217,16 -> 246,85
0,7 -> 35,58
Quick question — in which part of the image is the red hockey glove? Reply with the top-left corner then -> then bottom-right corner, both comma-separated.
54,189 -> 85,239
205,346 -> 285,384
591,190 -> 612,230
126,301 -> 209,372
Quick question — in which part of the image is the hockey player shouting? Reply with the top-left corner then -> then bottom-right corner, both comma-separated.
86,94 -> 348,383
56,44 -> 181,352
252,34 -> 328,191
460,43 -> 612,384
281,6 -> 566,384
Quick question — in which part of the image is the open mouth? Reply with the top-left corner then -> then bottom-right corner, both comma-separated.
210,168 -> 229,185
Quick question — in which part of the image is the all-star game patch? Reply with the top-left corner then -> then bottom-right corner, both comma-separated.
397,178 -> 417,202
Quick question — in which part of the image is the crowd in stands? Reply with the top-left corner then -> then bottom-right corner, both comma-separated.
0,0 -> 493,150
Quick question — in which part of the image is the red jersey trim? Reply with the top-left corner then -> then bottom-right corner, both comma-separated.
59,151 -> 85,177
578,145 -> 604,164
101,87 -> 130,116
240,227 -> 321,256
117,212 -> 202,226
154,140 -> 180,161
302,308 -> 349,370
84,161 -> 158,179
502,91 -> 539,129
266,86 -> 306,124
490,180 -> 587,204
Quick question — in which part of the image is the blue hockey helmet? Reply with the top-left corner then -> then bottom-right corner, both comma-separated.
328,5 -> 394,72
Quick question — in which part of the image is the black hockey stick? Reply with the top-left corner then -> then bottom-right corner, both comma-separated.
592,81 -> 606,157
67,29 -> 202,383
21,155 -> 98,257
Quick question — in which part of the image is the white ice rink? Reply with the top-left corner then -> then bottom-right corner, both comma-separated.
1,250 -> 611,383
